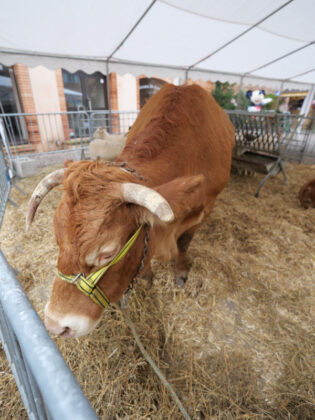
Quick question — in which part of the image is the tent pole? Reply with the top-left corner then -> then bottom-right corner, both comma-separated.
185,69 -> 189,84
299,85 -> 315,117
237,75 -> 244,109
275,81 -> 284,111
106,60 -> 111,112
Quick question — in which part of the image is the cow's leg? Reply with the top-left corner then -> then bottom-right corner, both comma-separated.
175,231 -> 194,287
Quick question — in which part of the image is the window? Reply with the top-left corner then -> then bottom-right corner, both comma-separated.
0,64 -> 27,145
62,70 -> 107,111
62,71 -> 83,111
139,77 -> 165,108
0,64 -> 19,114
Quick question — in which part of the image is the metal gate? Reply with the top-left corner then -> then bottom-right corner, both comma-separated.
0,139 -> 98,419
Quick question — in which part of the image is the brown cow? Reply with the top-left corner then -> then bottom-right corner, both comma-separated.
299,177 -> 315,208
26,84 -> 234,338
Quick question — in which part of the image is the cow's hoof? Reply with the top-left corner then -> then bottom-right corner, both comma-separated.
175,275 -> 187,288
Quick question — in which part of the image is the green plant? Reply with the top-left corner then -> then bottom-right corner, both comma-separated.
212,81 -> 237,110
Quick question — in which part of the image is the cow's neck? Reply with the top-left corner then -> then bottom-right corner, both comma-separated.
107,160 -> 146,183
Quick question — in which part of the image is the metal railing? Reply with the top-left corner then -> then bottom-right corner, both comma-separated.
0,143 -> 10,228
0,110 -> 139,161
0,251 -> 98,420
0,128 -> 98,418
227,110 -> 315,164
1,109 -> 314,165
1,109 -> 314,166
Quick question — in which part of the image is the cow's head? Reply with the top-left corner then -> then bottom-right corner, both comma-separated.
27,161 -> 205,338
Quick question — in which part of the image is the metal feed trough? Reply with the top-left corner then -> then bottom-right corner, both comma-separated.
227,111 -> 315,197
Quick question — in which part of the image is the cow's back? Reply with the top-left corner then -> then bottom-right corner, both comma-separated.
121,83 -> 234,194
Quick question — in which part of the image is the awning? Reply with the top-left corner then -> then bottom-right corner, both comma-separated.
0,0 -> 314,89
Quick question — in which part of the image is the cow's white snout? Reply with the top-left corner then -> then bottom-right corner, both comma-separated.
44,303 -> 101,338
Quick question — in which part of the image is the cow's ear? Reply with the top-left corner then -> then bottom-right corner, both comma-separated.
138,174 -> 206,227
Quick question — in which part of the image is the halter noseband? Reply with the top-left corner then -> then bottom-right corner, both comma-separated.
58,225 -> 144,309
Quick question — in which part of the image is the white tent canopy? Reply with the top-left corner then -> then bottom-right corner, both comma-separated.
0,0 -> 314,90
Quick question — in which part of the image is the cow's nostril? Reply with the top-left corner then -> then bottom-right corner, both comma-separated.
59,326 -> 72,337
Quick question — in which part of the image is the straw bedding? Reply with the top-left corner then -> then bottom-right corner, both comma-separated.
0,163 -> 314,419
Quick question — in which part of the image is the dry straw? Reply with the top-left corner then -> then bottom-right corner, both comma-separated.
0,162 -> 314,419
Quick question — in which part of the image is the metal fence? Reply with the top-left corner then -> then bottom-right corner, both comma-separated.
1,109 -> 314,166
0,252 -> 98,420
0,127 -> 98,418
227,110 -> 315,164
0,110 -> 139,160
0,142 -> 10,228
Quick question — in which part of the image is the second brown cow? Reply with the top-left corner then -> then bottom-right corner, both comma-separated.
299,177 -> 315,208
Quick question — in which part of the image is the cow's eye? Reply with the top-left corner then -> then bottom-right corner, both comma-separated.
98,244 -> 121,265
99,252 -> 115,264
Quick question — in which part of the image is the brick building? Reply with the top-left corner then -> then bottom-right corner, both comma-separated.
0,63 -> 184,148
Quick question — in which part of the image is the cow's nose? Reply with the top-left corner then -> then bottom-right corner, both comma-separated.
44,315 -> 75,338
58,326 -> 74,338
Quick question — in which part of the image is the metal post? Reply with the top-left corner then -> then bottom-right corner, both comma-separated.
106,60 -> 111,112
0,251 -> 98,420
106,60 -> 112,132
237,75 -> 244,109
185,69 -> 189,84
275,81 -> 284,112
299,85 -> 315,117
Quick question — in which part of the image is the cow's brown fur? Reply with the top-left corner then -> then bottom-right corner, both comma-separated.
47,83 -> 235,334
298,177 -> 315,208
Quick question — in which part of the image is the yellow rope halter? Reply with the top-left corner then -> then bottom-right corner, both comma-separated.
58,225 -> 143,309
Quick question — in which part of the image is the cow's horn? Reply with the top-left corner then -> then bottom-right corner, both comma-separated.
26,168 -> 65,231
121,183 -> 174,222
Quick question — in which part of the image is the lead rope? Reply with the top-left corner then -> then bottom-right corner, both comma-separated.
110,162 -> 191,418
120,308 -> 191,420
120,227 -> 191,420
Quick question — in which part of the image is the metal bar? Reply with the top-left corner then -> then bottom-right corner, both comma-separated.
54,114 -> 62,149
0,250 -> 98,420
106,60 -> 111,112
187,0 -> 293,71
42,115 -> 50,151
1,42 -> 313,88
29,115 -> 38,152
0,302 -> 42,419
109,57 -> 309,85
246,40 -> 315,76
47,115 -> 55,152
299,85 -> 315,116
236,75 -> 244,108
22,350 -> 47,420
0,111 -> 94,117
0,117 -> 15,167
275,81 -> 284,111
0,144 -> 11,226
14,114 -> 24,145
107,0 -> 157,60
285,67 -> 315,82
0,47 -> 107,62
